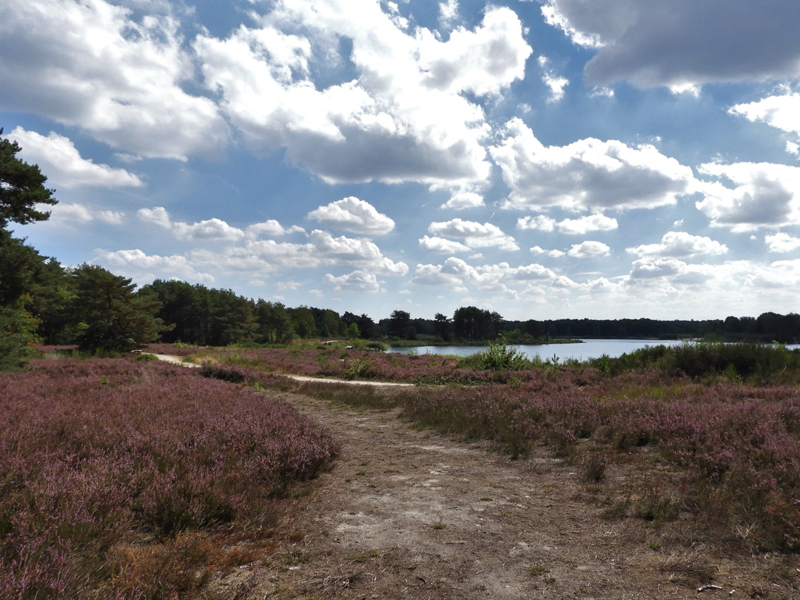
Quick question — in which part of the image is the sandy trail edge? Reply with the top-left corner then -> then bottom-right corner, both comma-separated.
152,353 -> 794,599
148,353 -> 414,386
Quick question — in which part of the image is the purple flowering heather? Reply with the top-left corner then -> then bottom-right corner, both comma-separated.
0,358 -> 337,598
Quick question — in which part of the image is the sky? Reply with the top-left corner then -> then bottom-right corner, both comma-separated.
2,0 -> 800,321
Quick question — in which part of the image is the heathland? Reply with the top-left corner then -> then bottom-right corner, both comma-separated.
5,341 -> 800,598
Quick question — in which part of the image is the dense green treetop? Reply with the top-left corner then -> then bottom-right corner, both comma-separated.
0,129 -> 57,228
71,265 -> 166,352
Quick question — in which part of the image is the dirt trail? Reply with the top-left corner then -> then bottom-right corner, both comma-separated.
209,387 -> 783,600
149,354 -> 414,386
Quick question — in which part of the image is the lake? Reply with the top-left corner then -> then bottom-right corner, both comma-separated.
387,339 -> 800,361
386,339 -> 689,361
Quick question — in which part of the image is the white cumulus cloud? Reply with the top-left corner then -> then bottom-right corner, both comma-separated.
567,241 -> 611,258
730,93 -> 800,156
730,93 -> 800,138
626,231 -> 728,258
556,213 -> 618,235
517,215 -> 556,232
324,270 -> 381,293
307,197 -> 395,236
137,207 -> 172,229
93,249 -> 215,284
530,246 -> 566,258
538,56 -> 569,103
765,232 -> 800,253
244,230 -> 408,276
173,218 -> 246,242
428,218 -> 519,251
7,128 -> 142,188
441,190 -> 485,210
419,236 -> 471,253
492,119 -> 695,212
195,3 -> 530,187
696,162 -> 800,231
0,0 -> 228,159
247,220 -> 305,238
51,202 -> 125,226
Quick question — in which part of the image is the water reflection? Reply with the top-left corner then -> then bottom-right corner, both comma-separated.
386,339 -> 688,361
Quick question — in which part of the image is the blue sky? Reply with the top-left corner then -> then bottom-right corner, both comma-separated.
3,0 -> 800,321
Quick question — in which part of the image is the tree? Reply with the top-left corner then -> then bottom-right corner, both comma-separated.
356,313 -> 376,339
452,306 -> 502,341
0,129 -> 57,228
144,279 -> 205,344
70,265 -> 166,352
387,309 -> 415,339
345,322 -> 360,339
290,306 -> 317,338
433,312 -> 452,341
254,299 -> 294,344
0,296 -> 40,370
0,131 -> 60,368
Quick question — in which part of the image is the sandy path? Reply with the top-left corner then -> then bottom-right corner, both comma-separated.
149,354 -> 414,386
223,389 -> 776,600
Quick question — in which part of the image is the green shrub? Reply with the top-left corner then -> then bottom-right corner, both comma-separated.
457,337 -> 529,371
598,342 -> 800,383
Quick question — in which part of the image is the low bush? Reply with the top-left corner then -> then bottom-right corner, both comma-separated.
457,337 -> 529,371
596,341 -> 800,383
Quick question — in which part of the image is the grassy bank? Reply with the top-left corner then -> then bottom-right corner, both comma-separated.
0,358 -> 337,599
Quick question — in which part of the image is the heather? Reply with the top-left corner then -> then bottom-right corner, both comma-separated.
0,358 -> 337,599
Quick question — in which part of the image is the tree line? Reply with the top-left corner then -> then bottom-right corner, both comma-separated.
389,310 -> 800,344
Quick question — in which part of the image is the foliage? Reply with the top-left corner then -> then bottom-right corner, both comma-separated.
452,306 -> 503,341
70,265 -> 166,352
199,361 -> 248,383
255,298 -> 294,344
433,312 -> 453,341
345,321 -> 360,339
0,298 -> 39,370
178,343 -> 800,551
289,305 -> 317,338
144,279 -> 259,346
0,358 -> 337,598
342,311 -> 376,339
0,129 -> 58,227
595,341 -> 800,383
457,336 -> 528,371
387,309 -> 416,339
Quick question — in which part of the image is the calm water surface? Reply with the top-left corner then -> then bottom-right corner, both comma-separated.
387,339 -> 688,361
387,340 -> 800,361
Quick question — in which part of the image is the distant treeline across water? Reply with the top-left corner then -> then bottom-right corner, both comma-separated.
498,313 -> 800,344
